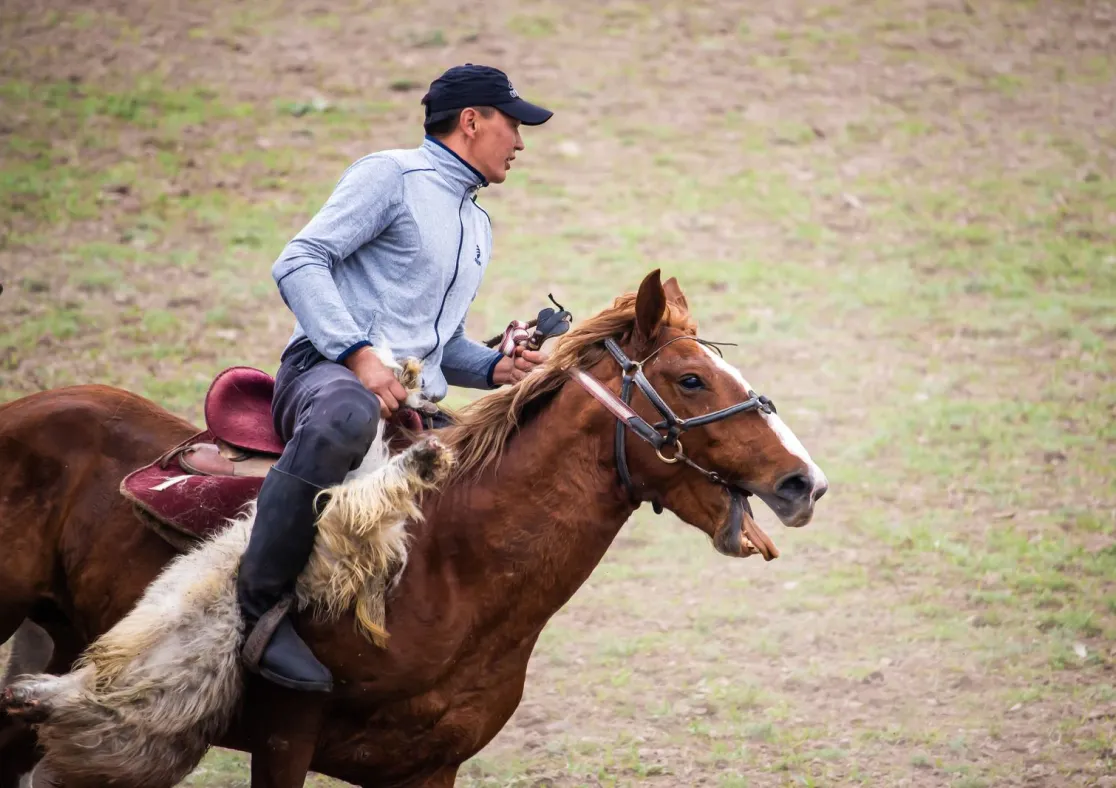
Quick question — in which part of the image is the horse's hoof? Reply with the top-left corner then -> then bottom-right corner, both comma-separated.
1,685 -> 48,722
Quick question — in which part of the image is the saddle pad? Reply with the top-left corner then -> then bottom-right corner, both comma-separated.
204,367 -> 285,456
121,431 -> 263,549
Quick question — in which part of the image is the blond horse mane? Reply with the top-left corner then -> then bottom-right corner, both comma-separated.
441,292 -> 695,481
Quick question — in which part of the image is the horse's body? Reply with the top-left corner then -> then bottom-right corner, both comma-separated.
0,273 -> 826,787
1,383 -> 620,787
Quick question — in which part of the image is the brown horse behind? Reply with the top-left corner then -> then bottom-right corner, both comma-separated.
0,271 -> 826,788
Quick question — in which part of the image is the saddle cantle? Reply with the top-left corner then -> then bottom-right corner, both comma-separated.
179,366 -> 285,478
204,366 -> 286,456
121,366 -> 429,551
121,367 -> 281,551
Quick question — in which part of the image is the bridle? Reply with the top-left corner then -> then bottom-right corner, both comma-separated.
568,335 -> 777,511
493,301 -> 781,558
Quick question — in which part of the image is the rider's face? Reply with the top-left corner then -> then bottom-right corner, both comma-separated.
466,109 -> 524,185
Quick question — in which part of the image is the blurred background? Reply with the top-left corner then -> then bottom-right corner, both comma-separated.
1,0 -> 1114,785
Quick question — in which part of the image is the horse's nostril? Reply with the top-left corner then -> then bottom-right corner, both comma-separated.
775,473 -> 811,501
813,481 -> 828,502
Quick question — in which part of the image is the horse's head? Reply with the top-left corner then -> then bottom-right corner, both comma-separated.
585,270 -> 828,560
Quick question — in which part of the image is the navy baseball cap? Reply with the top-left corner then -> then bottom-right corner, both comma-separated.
422,64 -> 553,130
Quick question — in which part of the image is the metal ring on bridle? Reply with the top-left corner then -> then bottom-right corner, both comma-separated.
572,335 -> 777,509
655,438 -> 684,464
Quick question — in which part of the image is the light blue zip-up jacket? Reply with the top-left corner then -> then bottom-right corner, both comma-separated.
272,136 -> 503,401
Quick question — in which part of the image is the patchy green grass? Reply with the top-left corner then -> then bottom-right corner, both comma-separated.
506,13 -> 558,38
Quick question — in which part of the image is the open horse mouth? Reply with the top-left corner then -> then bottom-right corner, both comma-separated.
737,493 -> 780,561
714,488 -> 780,562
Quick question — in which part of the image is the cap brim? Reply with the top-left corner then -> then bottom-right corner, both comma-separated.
493,97 -> 553,126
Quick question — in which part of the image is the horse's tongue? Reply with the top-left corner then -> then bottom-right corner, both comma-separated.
741,497 -> 780,561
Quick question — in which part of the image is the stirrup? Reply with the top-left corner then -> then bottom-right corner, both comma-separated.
240,594 -> 294,672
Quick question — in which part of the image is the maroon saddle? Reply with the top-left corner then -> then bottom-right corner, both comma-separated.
121,367 -> 425,552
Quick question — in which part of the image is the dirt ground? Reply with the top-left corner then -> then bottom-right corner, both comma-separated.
1,0 -> 1114,785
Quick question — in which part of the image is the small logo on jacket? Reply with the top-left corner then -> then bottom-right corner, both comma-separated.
475,245 -> 482,265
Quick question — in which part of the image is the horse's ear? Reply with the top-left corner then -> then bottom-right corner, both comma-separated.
662,276 -> 689,312
635,269 -> 667,346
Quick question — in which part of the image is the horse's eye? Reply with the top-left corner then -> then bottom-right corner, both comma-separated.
679,374 -> 705,390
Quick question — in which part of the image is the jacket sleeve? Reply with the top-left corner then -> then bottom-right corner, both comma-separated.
441,316 -> 504,389
271,156 -> 405,363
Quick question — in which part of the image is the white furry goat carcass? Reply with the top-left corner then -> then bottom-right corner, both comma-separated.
3,422 -> 455,788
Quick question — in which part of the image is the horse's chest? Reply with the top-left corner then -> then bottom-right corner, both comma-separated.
317,656 -> 529,784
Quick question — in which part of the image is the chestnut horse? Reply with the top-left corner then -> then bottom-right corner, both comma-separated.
0,271 -> 827,787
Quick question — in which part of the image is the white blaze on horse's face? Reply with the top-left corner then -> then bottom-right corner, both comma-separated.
699,343 -> 828,522
699,343 -> 754,392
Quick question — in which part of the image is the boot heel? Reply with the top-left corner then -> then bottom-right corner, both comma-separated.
240,596 -> 333,693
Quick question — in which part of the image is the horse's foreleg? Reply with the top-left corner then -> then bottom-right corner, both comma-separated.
245,682 -> 326,788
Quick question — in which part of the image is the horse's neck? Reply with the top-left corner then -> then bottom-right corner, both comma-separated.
430,386 -> 634,628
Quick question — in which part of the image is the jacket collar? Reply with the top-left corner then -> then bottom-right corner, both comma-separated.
423,135 -> 488,192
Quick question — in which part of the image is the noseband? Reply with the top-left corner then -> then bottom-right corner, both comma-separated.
569,336 -> 777,510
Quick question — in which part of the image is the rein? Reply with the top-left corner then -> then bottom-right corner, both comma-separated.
491,304 -> 774,520
568,336 -> 777,511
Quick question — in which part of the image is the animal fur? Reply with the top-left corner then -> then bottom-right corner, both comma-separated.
17,518 -> 251,788
300,430 -> 454,645
375,346 -> 439,415
0,639 -> 11,685
3,429 -> 454,788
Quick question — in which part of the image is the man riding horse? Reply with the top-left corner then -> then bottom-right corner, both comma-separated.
239,64 -> 553,693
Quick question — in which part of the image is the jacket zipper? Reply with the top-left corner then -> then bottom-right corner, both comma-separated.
422,190 -> 471,361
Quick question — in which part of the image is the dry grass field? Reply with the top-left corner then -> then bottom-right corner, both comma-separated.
2,1 -> 1114,785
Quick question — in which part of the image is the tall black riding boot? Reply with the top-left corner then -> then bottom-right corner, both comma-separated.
236,467 -> 333,692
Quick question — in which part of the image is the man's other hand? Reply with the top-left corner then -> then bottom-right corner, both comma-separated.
492,346 -> 547,386
343,348 -> 409,418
